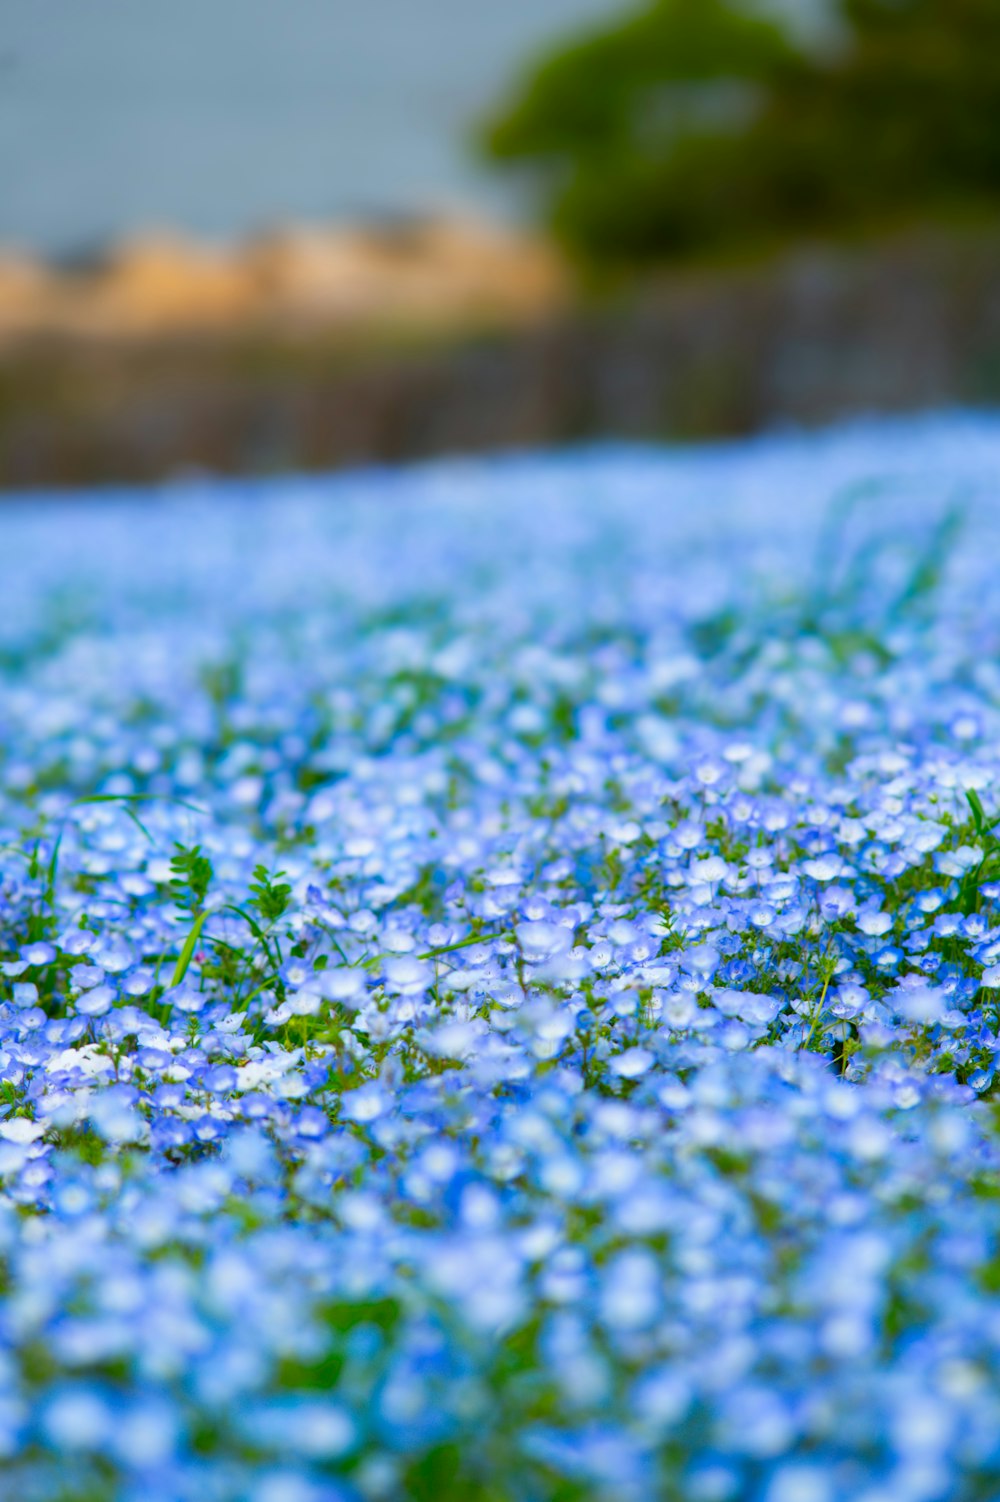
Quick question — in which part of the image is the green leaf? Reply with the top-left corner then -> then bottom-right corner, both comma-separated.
247,865 -> 293,926
169,843 -> 214,913
967,788 -> 987,836
170,909 -> 210,989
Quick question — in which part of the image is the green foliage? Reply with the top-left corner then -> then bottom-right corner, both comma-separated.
959,790 -> 1000,915
169,843 -> 214,914
247,865 -> 293,926
481,0 -> 1000,267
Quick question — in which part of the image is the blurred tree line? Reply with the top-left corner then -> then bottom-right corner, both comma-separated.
480,0 -> 1000,268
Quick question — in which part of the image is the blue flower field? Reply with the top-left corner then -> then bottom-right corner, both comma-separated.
3,414 -> 1000,1501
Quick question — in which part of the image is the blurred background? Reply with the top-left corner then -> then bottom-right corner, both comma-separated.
2,0 -> 1000,486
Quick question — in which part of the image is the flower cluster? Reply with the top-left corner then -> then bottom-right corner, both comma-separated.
2,414 -> 1000,1501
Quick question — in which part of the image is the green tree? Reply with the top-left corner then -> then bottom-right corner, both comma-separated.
480,0 -> 1000,268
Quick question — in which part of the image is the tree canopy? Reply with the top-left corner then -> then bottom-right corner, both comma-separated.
480,0 -> 1000,267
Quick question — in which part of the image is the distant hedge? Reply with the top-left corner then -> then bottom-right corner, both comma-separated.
480,0 -> 1000,267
